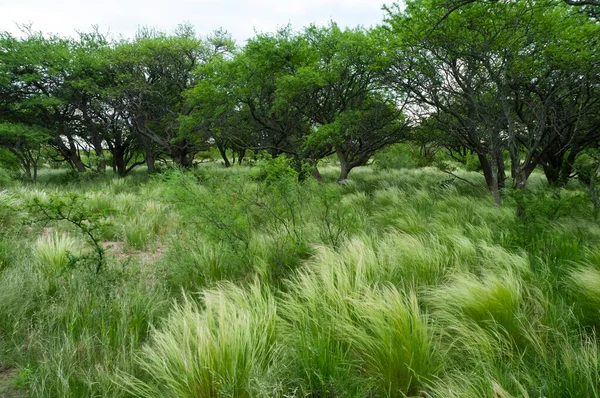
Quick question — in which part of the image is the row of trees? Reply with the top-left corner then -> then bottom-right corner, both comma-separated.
0,0 -> 599,197
0,22 -> 407,182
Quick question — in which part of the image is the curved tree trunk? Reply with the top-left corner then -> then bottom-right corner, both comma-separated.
217,143 -> 231,167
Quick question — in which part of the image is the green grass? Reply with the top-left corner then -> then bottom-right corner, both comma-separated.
1,163 -> 600,397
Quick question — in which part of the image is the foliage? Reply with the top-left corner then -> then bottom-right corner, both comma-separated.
26,193 -> 112,274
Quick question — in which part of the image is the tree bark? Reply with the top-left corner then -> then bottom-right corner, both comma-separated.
559,143 -> 580,186
71,156 -> 87,172
477,152 -> 494,190
312,166 -> 323,182
217,143 -> 231,167
146,148 -> 156,173
337,149 -> 351,182
590,165 -> 600,220
490,151 -> 501,207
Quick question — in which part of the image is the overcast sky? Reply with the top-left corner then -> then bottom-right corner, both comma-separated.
1,0 -> 397,44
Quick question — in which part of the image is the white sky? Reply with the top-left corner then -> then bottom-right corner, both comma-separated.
0,0 -> 397,44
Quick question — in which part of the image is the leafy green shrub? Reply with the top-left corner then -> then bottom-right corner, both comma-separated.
253,155 -> 299,184
374,143 -> 432,170
0,167 -> 15,187
27,193 -> 111,273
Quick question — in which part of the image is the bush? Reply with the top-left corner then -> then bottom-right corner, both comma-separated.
374,143 -> 432,170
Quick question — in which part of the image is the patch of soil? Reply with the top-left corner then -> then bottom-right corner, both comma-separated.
0,367 -> 26,398
102,241 -> 166,266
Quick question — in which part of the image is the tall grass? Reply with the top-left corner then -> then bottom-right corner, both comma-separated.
1,164 -> 600,397
120,282 -> 278,398
34,232 -> 79,274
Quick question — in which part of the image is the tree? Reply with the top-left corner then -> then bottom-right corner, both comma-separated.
0,31 -> 90,172
385,0 -> 600,206
112,25 -> 234,170
0,123 -> 48,182
233,27 -> 313,160
277,24 -> 408,181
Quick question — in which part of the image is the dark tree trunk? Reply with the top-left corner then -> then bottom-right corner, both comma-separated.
497,154 -> 506,189
93,142 -> 106,173
312,166 -> 323,182
146,149 -> 156,173
33,162 -> 38,184
23,162 -> 32,181
490,151 -> 501,207
113,147 -> 127,177
217,143 -> 231,168
337,149 -> 351,182
237,149 -> 246,165
478,152 -> 494,190
587,165 -> 600,221
543,163 -> 561,186
559,143 -> 580,186
71,156 -> 87,172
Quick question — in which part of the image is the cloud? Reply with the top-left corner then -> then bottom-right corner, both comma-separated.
0,0 -> 396,43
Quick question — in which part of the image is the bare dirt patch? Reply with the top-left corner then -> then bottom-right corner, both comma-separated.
0,367 -> 26,398
102,241 -> 166,266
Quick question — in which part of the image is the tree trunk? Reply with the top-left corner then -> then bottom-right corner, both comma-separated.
490,151 -> 501,207
217,143 -> 231,168
477,152 -> 494,190
72,156 -> 87,172
497,154 -> 506,189
543,163 -> 561,186
146,149 -> 156,173
93,144 -> 106,173
559,143 -> 580,186
237,149 -> 246,165
23,162 -> 32,181
312,166 -> 323,182
590,165 -> 600,221
337,149 -> 351,183
512,163 -> 537,218
113,148 -> 127,177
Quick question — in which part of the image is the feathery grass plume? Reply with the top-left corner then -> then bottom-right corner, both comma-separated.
281,238 -> 441,396
123,216 -> 152,250
427,270 -> 535,348
110,177 -> 129,195
122,200 -> 171,250
249,232 -> 312,285
377,233 -> 451,287
121,281 -> 279,398
28,278 -> 169,398
34,232 -> 79,273
0,260 -> 46,355
476,244 -> 531,275
85,191 -> 115,214
280,241 -> 378,396
111,193 -> 139,214
555,334 -> 600,397
0,190 -> 23,230
565,266 -> 600,326
346,287 -> 442,397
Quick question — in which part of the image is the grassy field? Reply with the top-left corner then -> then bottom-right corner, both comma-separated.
0,160 -> 599,397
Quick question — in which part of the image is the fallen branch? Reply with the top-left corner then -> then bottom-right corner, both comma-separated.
442,169 -> 484,189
